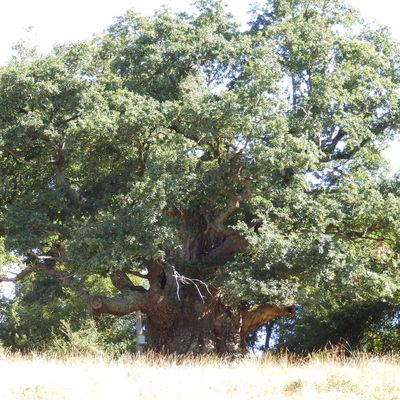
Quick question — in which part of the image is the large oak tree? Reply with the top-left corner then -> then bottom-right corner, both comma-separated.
1,0 -> 399,354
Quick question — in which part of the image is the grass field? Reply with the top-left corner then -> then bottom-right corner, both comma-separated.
0,351 -> 399,400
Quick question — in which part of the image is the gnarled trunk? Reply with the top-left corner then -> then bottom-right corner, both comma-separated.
135,214 -> 248,354
145,287 -> 243,354
86,265 -> 294,355
144,284 -> 294,354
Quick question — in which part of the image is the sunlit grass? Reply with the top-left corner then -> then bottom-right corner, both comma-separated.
0,350 -> 399,399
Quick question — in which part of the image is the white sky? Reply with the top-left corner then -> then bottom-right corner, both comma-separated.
0,0 -> 399,171
1,0 -> 399,64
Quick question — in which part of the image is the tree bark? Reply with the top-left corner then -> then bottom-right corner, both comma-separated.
145,289 -> 243,354
144,288 -> 294,354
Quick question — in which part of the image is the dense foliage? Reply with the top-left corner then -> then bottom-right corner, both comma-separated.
0,0 -> 399,354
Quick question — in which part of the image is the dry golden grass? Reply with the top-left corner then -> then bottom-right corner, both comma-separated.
0,350 -> 399,400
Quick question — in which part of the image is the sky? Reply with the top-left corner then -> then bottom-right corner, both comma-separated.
0,0 -> 399,170
1,0 -> 400,64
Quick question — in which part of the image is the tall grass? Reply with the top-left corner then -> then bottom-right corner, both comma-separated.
0,350 -> 398,400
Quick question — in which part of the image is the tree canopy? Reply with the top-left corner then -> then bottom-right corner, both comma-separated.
1,0 -> 399,354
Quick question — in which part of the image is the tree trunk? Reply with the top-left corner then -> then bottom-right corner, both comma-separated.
145,286 -> 243,354
137,215 -> 249,355
144,285 -> 294,355
264,321 -> 274,352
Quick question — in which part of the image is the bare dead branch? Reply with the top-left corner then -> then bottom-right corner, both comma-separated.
171,265 -> 211,303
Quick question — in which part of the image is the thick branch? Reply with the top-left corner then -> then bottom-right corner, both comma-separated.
212,177 -> 252,234
27,251 -> 59,261
89,290 -> 150,316
320,138 -> 371,162
53,164 -> 81,205
132,137 -> 150,177
36,265 -> 93,305
35,264 -> 150,316
241,304 -> 295,335
40,265 -> 153,316
0,267 -> 35,283
322,128 -> 345,153
213,195 -> 241,232
49,146 -> 81,206
146,261 -> 167,291
4,149 -> 31,165
110,271 -> 147,293
1,257 -> 153,317
206,233 -> 248,263
55,114 -> 80,127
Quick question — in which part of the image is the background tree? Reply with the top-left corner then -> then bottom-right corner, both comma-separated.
0,0 -> 399,354
0,273 -> 139,354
